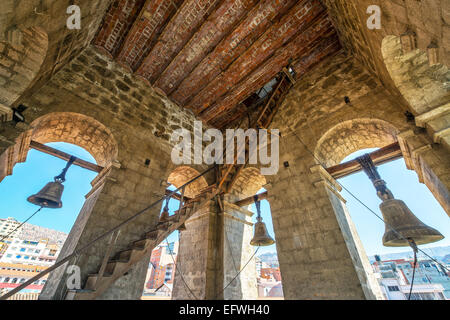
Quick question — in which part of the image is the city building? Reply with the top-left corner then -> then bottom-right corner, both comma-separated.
0,237 -> 62,267
0,262 -> 48,295
373,258 -> 448,300
0,218 -> 22,238
142,242 -> 179,298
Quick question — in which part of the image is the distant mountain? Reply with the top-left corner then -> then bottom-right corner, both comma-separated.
258,252 -> 279,267
369,245 -> 450,263
442,254 -> 450,264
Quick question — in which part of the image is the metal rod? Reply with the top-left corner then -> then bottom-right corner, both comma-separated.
0,165 -> 217,300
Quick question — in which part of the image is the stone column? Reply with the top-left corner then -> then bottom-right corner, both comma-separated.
267,150 -> 382,299
39,161 -> 169,300
398,129 -> 450,216
172,199 -> 222,300
222,201 -> 258,300
172,198 -> 258,300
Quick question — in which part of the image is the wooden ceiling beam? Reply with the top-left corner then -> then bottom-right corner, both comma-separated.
136,0 -> 222,83
211,35 -> 340,129
201,18 -> 337,123
116,0 -> 182,71
169,0 -> 298,105
187,0 -> 325,114
154,0 -> 258,95
93,0 -> 146,58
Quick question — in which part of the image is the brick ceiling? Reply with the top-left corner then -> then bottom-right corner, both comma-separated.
94,0 -> 341,128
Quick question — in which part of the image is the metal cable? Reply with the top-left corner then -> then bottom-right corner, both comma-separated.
290,129 -> 450,273
408,249 -> 418,300
165,238 -> 198,300
0,165 -> 216,300
222,246 -> 260,294
0,206 -> 43,243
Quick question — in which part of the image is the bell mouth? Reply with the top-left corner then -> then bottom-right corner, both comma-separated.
383,227 -> 444,247
250,238 -> 275,247
27,195 -> 62,209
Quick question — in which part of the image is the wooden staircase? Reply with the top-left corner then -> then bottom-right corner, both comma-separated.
65,185 -> 218,300
218,68 -> 295,193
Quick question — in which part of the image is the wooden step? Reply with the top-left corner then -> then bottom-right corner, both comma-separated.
105,259 -> 129,275
65,289 -> 95,300
84,273 -> 112,290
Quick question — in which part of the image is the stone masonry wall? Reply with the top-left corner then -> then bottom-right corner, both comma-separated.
0,44 -> 205,299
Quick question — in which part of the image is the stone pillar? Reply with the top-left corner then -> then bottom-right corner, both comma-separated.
39,161 -> 169,300
398,129 -> 450,216
172,199 -> 222,300
267,150 -> 382,299
222,201 -> 258,300
172,198 -> 258,300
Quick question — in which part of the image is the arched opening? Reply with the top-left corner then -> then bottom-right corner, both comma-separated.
0,112 -> 118,299
140,166 -> 209,300
0,27 -> 48,122
315,118 -> 449,300
339,148 -> 450,300
229,167 -> 283,299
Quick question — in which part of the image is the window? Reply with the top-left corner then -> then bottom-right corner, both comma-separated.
35,250 -> 40,254
6,254 -> 12,258
20,248 -> 26,252
16,255 -> 21,259
24,256 -> 30,259
11,278 -> 18,284
387,286 -> 400,292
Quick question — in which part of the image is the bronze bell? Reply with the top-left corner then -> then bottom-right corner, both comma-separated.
250,195 -> 275,247
356,154 -> 444,248
381,198 -> 444,247
251,216 -> 275,247
27,156 -> 76,209
27,180 -> 64,208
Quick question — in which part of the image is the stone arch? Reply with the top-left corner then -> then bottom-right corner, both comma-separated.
381,35 -> 450,115
230,167 -> 267,200
0,112 -> 118,183
0,27 -> 48,122
315,118 -> 399,167
167,166 -> 208,198
29,112 -> 118,167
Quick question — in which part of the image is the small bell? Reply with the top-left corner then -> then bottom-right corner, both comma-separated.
27,181 -> 64,208
381,198 -> 444,247
250,195 -> 275,247
27,156 -> 76,209
159,197 -> 171,223
357,155 -> 444,247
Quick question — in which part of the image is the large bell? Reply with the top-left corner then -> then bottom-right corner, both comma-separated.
381,198 -> 444,247
27,180 -> 64,208
250,216 -> 275,247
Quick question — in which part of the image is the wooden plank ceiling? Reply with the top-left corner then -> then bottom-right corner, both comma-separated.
94,0 -> 341,129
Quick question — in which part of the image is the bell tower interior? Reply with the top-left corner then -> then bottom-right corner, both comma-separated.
0,0 -> 449,302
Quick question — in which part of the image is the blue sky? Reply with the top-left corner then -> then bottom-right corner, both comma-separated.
1,143 -> 448,259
